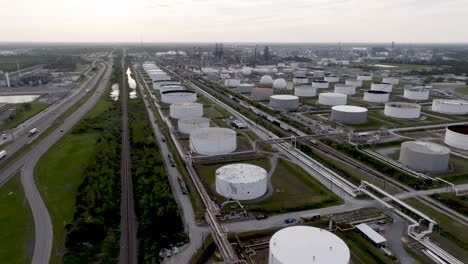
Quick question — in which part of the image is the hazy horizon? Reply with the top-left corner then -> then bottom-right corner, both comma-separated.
1,0 -> 468,43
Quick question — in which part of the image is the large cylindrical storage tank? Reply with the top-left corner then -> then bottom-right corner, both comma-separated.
269,226 -> 350,264
331,105 -> 368,124
237,83 -> 255,94
178,117 -> 210,134
273,79 -> 287,91
345,79 -> 363,88
314,71 -> 325,78
294,86 -> 316,97
269,95 -> 300,110
293,77 -> 308,84
363,90 -> 390,103
384,102 -> 421,119
334,84 -> 356,95
161,90 -> 197,104
318,93 -> 347,106
160,85 -> 185,93
224,79 -> 241,88
399,141 -> 450,172
324,75 -> 339,83
190,127 -> 237,155
432,99 -> 468,115
215,164 -> 267,200
371,82 -> 393,92
153,81 -> 180,90
312,80 -> 329,89
252,87 -> 274,101
357,73 -> 372,81
445,125 -> 468,150
382,77 -> 400,85
294,71 -> 307,78
404,87 -> 430,100
260,75 -> 274,87
170,103 -> 203,119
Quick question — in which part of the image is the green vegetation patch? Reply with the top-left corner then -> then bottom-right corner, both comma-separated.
454,86 -> 468,95
337,231 -> 394,264
0,102 -> 49,130
431,193 -> 468,217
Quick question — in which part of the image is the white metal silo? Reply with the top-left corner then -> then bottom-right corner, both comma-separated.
345,79 -> 363,88
224,79 -> 241,88
334,84 -> 356,95
363,90 -> 390,103
293,77 -> 309,84
215,163 -> 267,200
178,117 -> 210,134
324,75 -> 339,83
318,93 -> 347,106
431,99 -> 468,115
170,103 -> 204,119
399,141 -> 450,172
403,87 -> 430,100
161,90 -> 197,104
357,73 -> 372,81
382,77 -> 400,85
312,80 -> 329,89
160,85 -> 185,93
252,87 -> 274,101
269,95 -> 300,110
445,125 -> 468,150
190,127 -> 237,155
331,105 -> 368,124
384,102 -> 421,119
314,70 -> 325,78
370,82 -> 393,92
294,86 -> 316,97
237,83 -> 255,94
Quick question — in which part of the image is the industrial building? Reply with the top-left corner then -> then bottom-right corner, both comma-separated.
334,84 -> 356,95
312,80 -> 329,89
318,92 -> 347,106
170,102 -> 203,119
190,127 -> 237,155
355,223 -> 387,248
384,102 -> 421,119
269,226 -> 350,264
331,105 -> 368,124
445,125 -> 468,150
370,82 -> 393,93
432,99 -> 468,115
399,141 -> 450,172
269,95 -> 299,110
161,90 -> 197,104
294,85 -> 316,97
404,87 -> 430,100
178,117 -> 210,134
215,163 -> 267,200
363,90 -> 390,103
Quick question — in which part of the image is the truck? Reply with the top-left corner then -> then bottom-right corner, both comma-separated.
284,217 -> 296,224
28,128 -> 38,136
300,214 -> 321,222
0,150 -> 6,159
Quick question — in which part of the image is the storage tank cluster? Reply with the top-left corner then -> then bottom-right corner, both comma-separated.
190,127 -> 237,155
399,141 -> 450,172
170,103 -> 204,119
312,80 -> 329,89
294,85 -> 316,97
161,90 -> 197,104
331,105 -> 368,124
445,125 -> 468,150
363,90 -> 390,103
269,95 -> 300,110
404,86 -> 430,100
318,93 -> 347,106
269,226 -> 350,264
345,79 -> 363,88
370,82 -> 393,92
432,99 -> 468,115
215,163 -> 267,200
384,102 -> 421,119
143,62 -> 171,82
334,84 -> 356,95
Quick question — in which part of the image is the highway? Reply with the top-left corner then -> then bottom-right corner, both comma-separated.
12,60 -> 112,264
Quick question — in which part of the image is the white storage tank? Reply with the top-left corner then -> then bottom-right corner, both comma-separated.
334,84 -> 356,95
312,80 -> 329,89
269,95 -> 300,110
294,86 -> 316,97
345,79 -> 363,88
170,103 -> 203,119
331,105 -> 368,124
269,226 -> 350,264
153,80 -> 180,90
314,70 -> 325,78
252,87 -> 274,101
445,125 -> 468,150
324,75 -> 339,83
370,82 -> 393,92
357,73 -> 372,81
318,93 -> 347,106
160,85 -> 185,93
294,71 -> 307,78
237,83 -> 255,94
161,90 -> 197,104
224,79 -> 241,88
190,127 -> 237,155
178,117 -> 210,134
384,102 -> 421,119
215,163 -> 267,200
293,77 -> 308,84
241,67 -> 252,76
382,77 -> 400,85
260,75 -> 274,87
273,79 -> 287,91
363,90 -> 390,103
404,87 -> 430,100
399,141 -> 450,172
432,99 -> 468,115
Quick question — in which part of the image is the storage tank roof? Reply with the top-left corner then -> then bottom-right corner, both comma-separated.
271,95 -> 299,100
366,90 -> 389,94
270,226 -> 350,264
171,102 -> 202,108
447,125 -> 468,135
161,90 -> 195,95
179,117 -> 209,124
191,127 -> 236,139
332,105 -> 367,113
320,92 -> 346,98
403,141 -> 450,154
434,99 -> 468,105
216,164 -> 267,184
386,102 -> 420,109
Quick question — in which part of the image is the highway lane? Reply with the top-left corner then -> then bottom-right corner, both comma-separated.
20,61 -> 112,264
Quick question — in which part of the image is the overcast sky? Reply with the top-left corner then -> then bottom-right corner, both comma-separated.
1,0 -> 467,43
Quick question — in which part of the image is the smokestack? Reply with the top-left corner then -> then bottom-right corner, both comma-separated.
5,72 -> 10,88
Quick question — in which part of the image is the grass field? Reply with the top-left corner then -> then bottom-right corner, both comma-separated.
455,86 -> 468,95
0,173 -> 34,264
34,92 -> 112,263
0,102 -> 49,130
338,231 -> 394,264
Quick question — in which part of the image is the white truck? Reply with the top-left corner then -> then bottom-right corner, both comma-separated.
28,128 -> 38,136
0,150 -> 7,159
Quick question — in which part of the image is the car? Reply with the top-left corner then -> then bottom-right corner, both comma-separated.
284,217 -> 296,224
256,214 -> 268,220
60,129 -> 64,132
2,134 -> 7,140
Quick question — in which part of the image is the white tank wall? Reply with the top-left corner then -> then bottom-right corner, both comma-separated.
318,93 -> 347,106
357,74 -> 372,81
294,86 -> 316,97
345,79 -> 363,88
371,83 -> 393,92
363,92 -> 390,103
404,89 -> 429,100
160,85 -> 185,93
190,127 -> 237,155
170,103 -> 203,119
293,77 -> 308,84
312,81 -> 329,89
314,71 -> 325,78
334,84 -> 356,95
161,92 -> 197,104
269,95 -> 300,110
399,141 -> 450,172
215,164 -> 267,200
178,117 -> 210,134
445,127 -> 468,150
237,83 -> 255,93
324,76 -> 339,83
432,99 -> 468,114
382,77 -> 400,85
384,103 -> 421,119
252,88 -> 274,101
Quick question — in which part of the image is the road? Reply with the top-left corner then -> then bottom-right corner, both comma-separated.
18,61 -> 112,264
